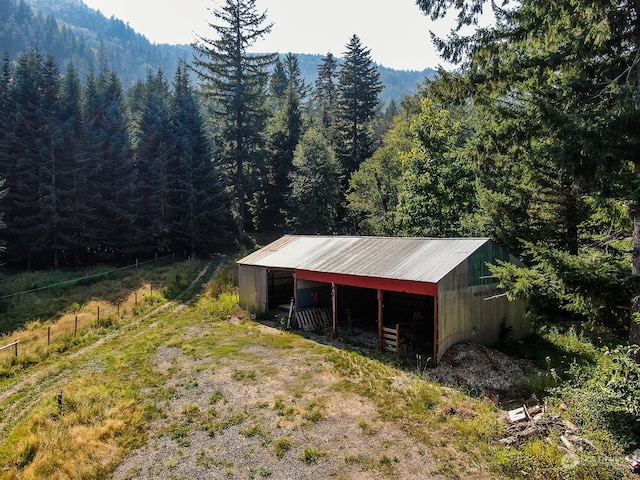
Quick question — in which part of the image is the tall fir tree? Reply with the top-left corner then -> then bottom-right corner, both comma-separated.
333,35 -> 383,178
0,55 -> 12,257
132,68 -> 176,253
56,62 -> 92,266
170,62 -> 228,255
257,53 -> 305,233
4,50 -> 62,268
313,52 -> 339,139
191,0 -> 276,243
84,68 -> 135,262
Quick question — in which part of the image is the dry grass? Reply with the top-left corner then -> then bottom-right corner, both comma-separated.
0,259 -> 629,480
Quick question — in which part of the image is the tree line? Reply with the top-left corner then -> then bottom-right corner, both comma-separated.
4,0 -> 637,348
0,51 -> 227,269
0,0 -> 396,268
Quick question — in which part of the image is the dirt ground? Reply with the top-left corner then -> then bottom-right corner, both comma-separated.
109,314 -> 545,480
111,320 -> 454,480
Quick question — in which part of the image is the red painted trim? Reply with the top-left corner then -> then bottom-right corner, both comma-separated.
295,269 -> 439,297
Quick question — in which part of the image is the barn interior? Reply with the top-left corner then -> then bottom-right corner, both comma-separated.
264,268 -> 435,355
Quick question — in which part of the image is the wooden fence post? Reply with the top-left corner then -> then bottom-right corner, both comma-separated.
74,315 -> 78,335
47,326 -> 51,346
97,306 -> 100,325
14,341 -> 18,357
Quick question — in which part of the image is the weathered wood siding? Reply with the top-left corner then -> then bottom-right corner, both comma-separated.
437,253 -> 528,362
238,265 -> 268,312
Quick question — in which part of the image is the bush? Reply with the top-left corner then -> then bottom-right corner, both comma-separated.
553,345 -> 640,450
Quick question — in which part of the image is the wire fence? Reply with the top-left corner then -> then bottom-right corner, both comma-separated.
0,253 -> 180,301
0,254 -> 186,370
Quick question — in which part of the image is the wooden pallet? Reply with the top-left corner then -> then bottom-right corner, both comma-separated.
382,324 -> 400,353
296,307 -> 332,332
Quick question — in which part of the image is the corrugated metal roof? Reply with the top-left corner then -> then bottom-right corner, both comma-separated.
238,236 -> 492,283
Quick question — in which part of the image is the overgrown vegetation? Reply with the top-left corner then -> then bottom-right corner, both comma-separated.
0,261 -> 636,479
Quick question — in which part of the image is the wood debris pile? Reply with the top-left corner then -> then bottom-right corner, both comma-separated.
501,403 -> 595,452
627,450 -> 640,474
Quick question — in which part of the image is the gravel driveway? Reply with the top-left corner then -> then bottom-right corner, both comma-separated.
112,320 -> 449,480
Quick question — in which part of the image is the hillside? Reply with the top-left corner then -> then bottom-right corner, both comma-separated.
0,260 -> 633,479
3,0 -> 433,103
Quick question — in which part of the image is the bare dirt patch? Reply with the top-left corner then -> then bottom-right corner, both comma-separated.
112,321 -> 452,480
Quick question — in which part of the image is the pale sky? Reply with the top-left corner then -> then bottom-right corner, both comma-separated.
79,0 -> 460,71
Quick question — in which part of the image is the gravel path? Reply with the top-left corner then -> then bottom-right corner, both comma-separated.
112,322 -> 449,480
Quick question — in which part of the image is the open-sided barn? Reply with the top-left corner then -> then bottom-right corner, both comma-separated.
237,235 -> 528,364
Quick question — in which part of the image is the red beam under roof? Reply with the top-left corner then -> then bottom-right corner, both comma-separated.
295,269 -> 438,297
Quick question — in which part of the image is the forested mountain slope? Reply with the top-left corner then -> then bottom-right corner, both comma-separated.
2,0 -> 433,103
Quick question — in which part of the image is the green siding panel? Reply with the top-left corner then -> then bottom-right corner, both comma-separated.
468,241 -> 509,287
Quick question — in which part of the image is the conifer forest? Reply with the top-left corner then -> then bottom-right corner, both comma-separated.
0,0 -> 638,341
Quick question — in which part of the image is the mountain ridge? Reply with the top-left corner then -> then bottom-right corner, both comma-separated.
5,0 -> 434,104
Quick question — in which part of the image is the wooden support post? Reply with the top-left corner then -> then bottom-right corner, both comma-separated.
74,315 -> 78,335
47,326 -> 51,346
332,283 -> 338,337
134,292 -> 138,307
97,306 -> 100,325
14,341 -> 18,357
432,296 -> 438,366
378,289 -> 384,350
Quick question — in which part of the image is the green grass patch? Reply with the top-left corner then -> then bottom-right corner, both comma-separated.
300,446 -> 325,464
273,437 -> 292,459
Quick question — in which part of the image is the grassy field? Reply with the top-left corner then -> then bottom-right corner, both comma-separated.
0,259 -> 635,479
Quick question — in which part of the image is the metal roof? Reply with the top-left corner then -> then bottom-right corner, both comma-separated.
238,236 -> 493,283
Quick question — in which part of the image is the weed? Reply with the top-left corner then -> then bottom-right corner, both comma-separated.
241,424 -> 267,438
205,411 -> 247,436
300,446 -> 325,464
209,389 -> 225,404
273,397 -> 296,418
273,437 -> 291,459
231,369 -> 257,381
167,422 -> 191,447
248,466 -> 272,478
357,418 -> 376,435
182,403 -> 200,422
302,399 -> 326,424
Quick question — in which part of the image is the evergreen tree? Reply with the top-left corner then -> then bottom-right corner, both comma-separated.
84,68 -> 135,262
416,0 -> 640,338
56,62 -> 91,266
0,56 -> 12,257
170,62 -> 228,255
258,53 -> 305,232
288,129 -> 341,234
3,50 -> 62,268
313,52 -> 339,138
269,57 -> 287,107
191,0 -> 276,243
333,35 -> 383,178
132,68 -> 176,253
